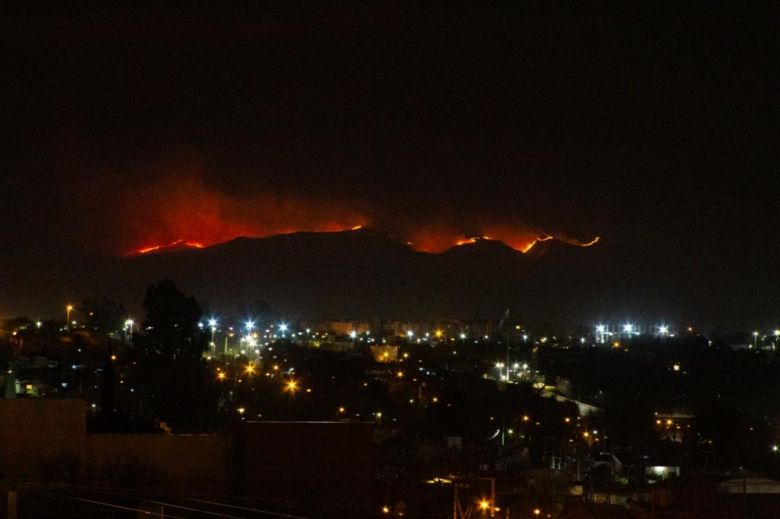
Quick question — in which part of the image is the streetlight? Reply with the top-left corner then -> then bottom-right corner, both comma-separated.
65,304 -> 74,332
753,331 -> 759,349
208,318 -> 218,350
124,319 -> 134,344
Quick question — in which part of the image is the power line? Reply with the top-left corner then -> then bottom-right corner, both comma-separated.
187,498 -> 312,518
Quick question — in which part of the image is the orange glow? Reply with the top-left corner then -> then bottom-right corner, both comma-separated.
578,236 -> 600,247
133,230 -> 599,256
554,234 -> 601,248
133,238 -> 206,255
520,240 -> 539,253
118,166 -> 368,256
116,162 -> 598,257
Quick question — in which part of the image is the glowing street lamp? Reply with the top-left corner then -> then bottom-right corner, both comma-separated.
753,331 -> 759,349
208,318 -> 218,348
245,320 -> 255,333
659,325 -> 669,336
596,324 -> 606,344
65,304 -> 74,332
124,318 -> 134,343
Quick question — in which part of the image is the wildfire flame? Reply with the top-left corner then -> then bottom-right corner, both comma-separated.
115,163 -> 599,258
131,231 -> 599,256
578,236 -> 600,247
133,239 -> 206,255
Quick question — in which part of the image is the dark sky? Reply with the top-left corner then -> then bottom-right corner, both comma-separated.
1,5 -> 777,329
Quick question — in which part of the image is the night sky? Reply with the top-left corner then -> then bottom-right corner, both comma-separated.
1,5 -> 777,329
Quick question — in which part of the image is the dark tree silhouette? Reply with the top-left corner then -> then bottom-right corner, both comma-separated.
133,280 -> 216,431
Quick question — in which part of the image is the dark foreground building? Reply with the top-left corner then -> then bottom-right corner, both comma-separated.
0,399 -> 374,518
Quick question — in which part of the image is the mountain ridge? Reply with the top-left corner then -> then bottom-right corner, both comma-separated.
110,229 -> 601,323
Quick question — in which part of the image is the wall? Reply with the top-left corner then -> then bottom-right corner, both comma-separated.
85,433 -> 231,495
0,399 -> 86,481
237,421 -> 374,512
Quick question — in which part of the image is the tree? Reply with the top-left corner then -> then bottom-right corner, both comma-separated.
133,280 -> 215,431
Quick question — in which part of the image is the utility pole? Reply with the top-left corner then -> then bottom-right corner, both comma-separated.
490,477 -> 496,518
453,482 -> 459,519
452,480 -> 469,519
